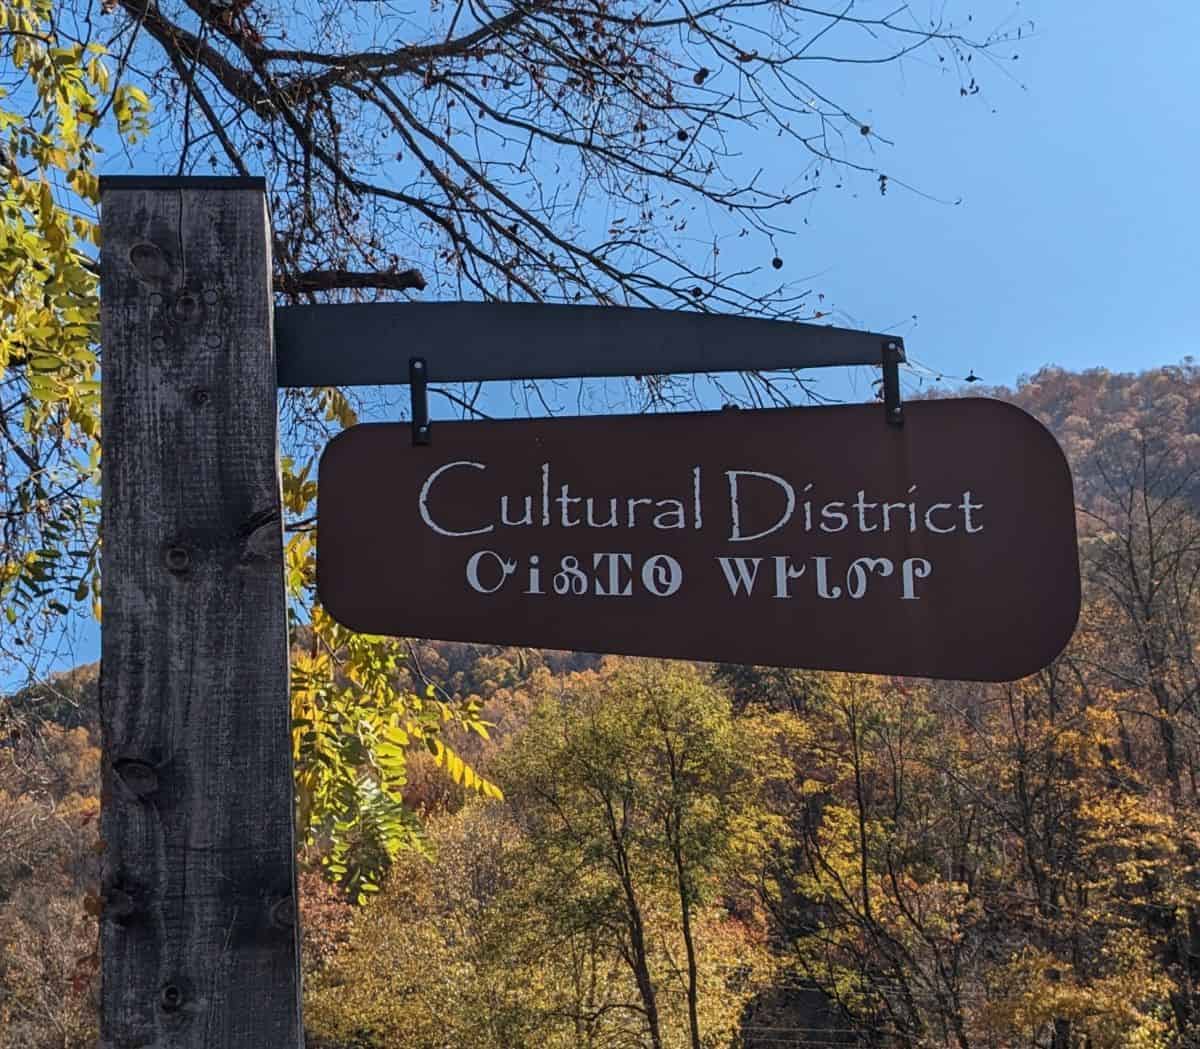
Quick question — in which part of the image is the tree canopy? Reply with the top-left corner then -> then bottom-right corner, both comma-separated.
106,0 -> 1018,310
0,0 -> 1027,895
0,0 -> 148,662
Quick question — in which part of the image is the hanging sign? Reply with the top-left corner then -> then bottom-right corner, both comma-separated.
317,398 -> 1080,681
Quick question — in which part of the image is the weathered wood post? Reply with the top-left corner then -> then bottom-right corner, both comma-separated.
99,177 -> 302,1047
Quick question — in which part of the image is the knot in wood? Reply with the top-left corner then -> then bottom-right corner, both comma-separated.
104,885 -> 140,922
129,241 -> 169,282
269,895 -> 296,929
113,758 -> 158,799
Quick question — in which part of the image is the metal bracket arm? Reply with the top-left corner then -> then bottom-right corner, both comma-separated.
882,340 -> 904,427
276,302 -> 905,392
409,357 -> 430,445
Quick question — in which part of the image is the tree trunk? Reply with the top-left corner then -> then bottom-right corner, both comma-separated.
605,797 -> 663,1049
621,869 -> 663,1049
669,816 -> 703,1049
1051,1016 -> 1072,1049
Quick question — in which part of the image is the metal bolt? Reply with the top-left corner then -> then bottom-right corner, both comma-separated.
205,333 -> 221,349
164,546 -> 190,573
412,360 -> 424,371
160,984 -> 183,1012
202,288 -> 219,305
174,293 -> 199,321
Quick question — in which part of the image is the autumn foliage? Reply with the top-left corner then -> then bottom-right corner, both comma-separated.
5,363 -> 1200,1047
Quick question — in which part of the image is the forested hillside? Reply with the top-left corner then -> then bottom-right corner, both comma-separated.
3,363 -> 1199,1049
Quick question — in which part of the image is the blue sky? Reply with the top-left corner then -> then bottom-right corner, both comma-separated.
370,0 -> 1200,409
774,0 -> 1200,400
85,0 -> 1198,403
9,0 -> 1199,683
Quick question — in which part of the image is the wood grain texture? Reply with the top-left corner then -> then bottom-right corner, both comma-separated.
99,182 -> 301,1048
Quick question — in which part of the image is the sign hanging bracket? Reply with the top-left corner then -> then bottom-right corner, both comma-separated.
410,357 -> 431,445
882,340 -> 904,427
275,303 -> 908,392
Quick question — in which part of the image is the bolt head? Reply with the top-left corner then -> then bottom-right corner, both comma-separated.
173,294 -> 199,320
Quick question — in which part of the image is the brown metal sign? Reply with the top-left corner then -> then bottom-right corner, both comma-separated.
317,398 -> 1080,681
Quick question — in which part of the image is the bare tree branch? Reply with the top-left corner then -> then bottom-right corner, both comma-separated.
274,268 -> 427,295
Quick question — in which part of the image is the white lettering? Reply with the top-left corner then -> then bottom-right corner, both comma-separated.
586,498 -> 619,528
500,495 -> 532,527
961,491 -> 984,533
717,557 -> 763,596
901,557 -> 932,599
773,556 -> 806,599
727,470 -> 796,541
627,497 -> 653,528
820,503 -> 848,533
420,461 -> 493,537
466,549 -> 515,593
924,503 -> 955,534
814,556 -> 842,599
853,491 -> 878,533
553,556 -> 589,595
653,499 -> 686,530
642,554 -> 683,597
593,553 -> 633,596
881,502 -> 908,532
847,557 -> 894,599
526,554 -> 543,595
557,485 -> 582,527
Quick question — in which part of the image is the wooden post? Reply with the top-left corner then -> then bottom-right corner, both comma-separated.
99,177 -> 302,1047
